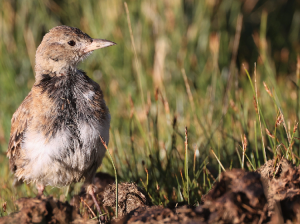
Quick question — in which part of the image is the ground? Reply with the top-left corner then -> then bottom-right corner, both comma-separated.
1,157 -> 300,224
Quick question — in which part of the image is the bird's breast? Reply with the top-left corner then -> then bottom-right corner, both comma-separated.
34,71 -> 109,140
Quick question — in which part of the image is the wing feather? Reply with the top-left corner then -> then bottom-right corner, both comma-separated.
7,92 -> 33,173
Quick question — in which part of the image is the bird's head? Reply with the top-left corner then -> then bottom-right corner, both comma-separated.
35,25 -> 115,78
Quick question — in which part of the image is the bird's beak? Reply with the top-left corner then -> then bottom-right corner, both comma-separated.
84,39 -> 116,53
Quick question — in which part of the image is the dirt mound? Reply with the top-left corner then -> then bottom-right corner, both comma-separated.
112,169 -> 268,224
198,169 -> 268,223
71,172 -> 115,211
257,158 -> 300,222
0,196 -> 96,224
113,205 -> 204,224
103,182 -> 150,217
4,160 -> 300,223
111,161 -> 300,223
0,172 -> 114,224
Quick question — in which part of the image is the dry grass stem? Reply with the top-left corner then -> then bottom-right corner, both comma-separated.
99,135 -> 118,218
129,95 -> 134,118
229,99 -> 238,112
263,82 -> 273,97
297,55 -> 300,81
204,167 -> 216,182
253,96 -> 258,114
23,27 -> 36,72
293,121 -> 298,133
243,134 -> 248,151
158,89 -> 170,114
153,37 -> 167,89
266,128 -> 275,139
241,134 -> 247,169
210,149 -> 226,172
222,13 -> 243,114
276,114 -> 283,127
185,127 -> 189,204
80,197 -> 97,219
279,111 -> 291,146
193,145 -> 198,173
124,2 -> 145,111
181,69 -> 195,113
254,63 -> 267,162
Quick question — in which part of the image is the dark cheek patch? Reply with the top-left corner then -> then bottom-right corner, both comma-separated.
49,54 -> 63,62
47,43 -> 66,62
51,58 -> 59,62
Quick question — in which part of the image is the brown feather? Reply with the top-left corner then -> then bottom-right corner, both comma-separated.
7,92 -> 33,173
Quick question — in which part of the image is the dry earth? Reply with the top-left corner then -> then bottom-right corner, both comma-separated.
2,158 -> 300,223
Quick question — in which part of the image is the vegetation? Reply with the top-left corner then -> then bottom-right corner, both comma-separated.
0,0 -> 300,219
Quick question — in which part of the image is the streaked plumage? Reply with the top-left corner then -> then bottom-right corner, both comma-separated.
7,25 -> 115,215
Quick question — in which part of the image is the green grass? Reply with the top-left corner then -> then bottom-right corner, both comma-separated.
0,0 -> 300,219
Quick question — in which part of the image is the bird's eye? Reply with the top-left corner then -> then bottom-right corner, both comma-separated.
68,40 -> 76,46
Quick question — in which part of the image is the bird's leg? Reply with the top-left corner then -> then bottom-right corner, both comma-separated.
36,183 -> 45,197
87,184 -> 104,222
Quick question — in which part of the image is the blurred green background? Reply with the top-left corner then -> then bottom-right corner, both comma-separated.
1,0 -> 300,215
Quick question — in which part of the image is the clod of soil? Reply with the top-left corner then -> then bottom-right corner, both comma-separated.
0,196 -> 96,224
71,172 -> 115,211
198,169 -> 268,224
257,158 -> 300,222
114,205 -> 204,224
103,183 -> 150,217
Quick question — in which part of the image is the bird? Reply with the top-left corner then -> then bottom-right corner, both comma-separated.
7,25 -> 115,216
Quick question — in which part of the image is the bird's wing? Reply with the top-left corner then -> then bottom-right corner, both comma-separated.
7,91 -> 33,173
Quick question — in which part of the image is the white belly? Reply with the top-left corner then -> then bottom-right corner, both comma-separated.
20,115 -> 110,186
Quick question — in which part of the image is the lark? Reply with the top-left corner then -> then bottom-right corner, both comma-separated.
7,25 -> 115,215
